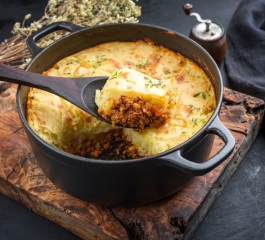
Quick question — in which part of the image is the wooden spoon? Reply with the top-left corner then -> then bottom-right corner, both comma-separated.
0,63 -> 109,123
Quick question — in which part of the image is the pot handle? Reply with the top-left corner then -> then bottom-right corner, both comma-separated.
26,22 -> 83,57
160,117 -> 235,176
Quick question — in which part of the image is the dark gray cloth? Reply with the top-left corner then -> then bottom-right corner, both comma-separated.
225,0 -> 265,101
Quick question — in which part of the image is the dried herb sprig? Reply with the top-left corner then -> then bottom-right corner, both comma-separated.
0,0 -> 141,69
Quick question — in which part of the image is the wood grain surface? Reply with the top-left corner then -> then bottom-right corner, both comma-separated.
0,83 -> 264,240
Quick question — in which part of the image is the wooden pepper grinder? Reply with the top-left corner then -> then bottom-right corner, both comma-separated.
183,3 -> 226,67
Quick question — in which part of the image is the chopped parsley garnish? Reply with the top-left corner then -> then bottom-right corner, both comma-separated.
63,72 -> 72,75
164,69 -> 170,75
87,55 -> 108,69
144,77 -> 166,88
192,118 -> 198,124
135,59 -> 149,69
108,70 -> 122,80
193,92 -> 206,99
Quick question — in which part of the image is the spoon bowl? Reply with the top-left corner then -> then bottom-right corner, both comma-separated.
0,63 -> 110,123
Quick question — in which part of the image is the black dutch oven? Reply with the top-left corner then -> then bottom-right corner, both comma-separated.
16,22 -> 235,206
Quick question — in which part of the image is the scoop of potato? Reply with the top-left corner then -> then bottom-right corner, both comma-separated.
95,68 -> 173,131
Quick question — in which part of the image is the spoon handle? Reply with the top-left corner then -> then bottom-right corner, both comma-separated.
0,63 -> 105,113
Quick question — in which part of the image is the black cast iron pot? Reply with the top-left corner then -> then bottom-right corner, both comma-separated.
16,22 -> 235,207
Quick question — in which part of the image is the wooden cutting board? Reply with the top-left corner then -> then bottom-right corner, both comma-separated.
0,83 -> 264,240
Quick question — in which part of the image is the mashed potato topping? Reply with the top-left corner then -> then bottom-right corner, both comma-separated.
26,40 -> 216,158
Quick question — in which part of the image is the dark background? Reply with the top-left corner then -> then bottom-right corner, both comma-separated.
1,0 -> 265,239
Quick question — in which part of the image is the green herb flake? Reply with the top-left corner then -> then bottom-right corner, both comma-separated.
63,72 -> 72,75
193,92 -> 206,99
109,70 -> 122,81
136,59 -> 149,69
164,69 -> 170,75
144,77 -> 165,88
192,118 -> 198,124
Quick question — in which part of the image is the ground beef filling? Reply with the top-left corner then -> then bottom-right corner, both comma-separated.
66,129 -> 141,160
99,96 -> 169,131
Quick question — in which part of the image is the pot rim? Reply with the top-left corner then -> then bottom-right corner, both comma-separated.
17,22 -> 223,165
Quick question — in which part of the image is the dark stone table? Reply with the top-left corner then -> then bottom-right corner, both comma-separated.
1,0 -> 265,239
